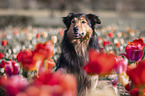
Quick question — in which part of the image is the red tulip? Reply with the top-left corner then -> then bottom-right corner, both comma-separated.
2,40 -> 7,46
120,38 -> 145,62
130,88 -> 139,96
114,56 -> 128,74
0,53 -> 4,59
108,32 -> 113,38
83,49 -> 116,75
5,61 -> 19,76
125,83 -> 131,91
115,42 -> 120,48
34,41 -> 54,59
127,59 -> 145,88
36,33 -> 40,39
0,60 -> 6,68
17,49 -> 44,71
33,71 -> 77,96
103,40 -> 111,47
4,75 -> 28,96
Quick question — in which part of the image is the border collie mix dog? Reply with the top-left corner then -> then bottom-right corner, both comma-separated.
56,13 -> 101,96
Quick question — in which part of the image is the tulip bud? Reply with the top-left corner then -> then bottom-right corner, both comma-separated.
51,36 -> 57,44
2,40 -> 7,46
41,32 -> 48,38
0,53 -> 4,59
27,33 -> 33,40
119,72 -> 129,85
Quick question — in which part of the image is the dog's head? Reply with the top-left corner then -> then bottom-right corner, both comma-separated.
63,13 -> 101,40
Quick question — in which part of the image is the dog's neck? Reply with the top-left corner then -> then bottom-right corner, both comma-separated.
71,32 -> 92,58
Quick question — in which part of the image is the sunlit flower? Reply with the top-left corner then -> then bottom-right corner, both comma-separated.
120,38 -> 145,62
83,49 -> 116,75
119,72 -> 129,85
0,53 -> 4,59
27,33 -> 33,40
2,40 -> 7,46
51,36 -> 57,44
5,61 -> 19,76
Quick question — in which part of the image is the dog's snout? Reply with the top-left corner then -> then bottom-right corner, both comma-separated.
73,27 -> 79,33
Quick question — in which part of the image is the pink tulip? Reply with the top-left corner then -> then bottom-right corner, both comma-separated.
120,38 -> 145,62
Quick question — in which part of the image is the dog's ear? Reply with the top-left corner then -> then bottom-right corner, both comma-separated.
62,13 -> 74,28
86,14 -> 101,27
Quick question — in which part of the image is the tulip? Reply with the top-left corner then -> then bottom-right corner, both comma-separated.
51,36 -> 57,44
5,61 -> 19,76
27,33 -> 33,40
44,59 -> 55,71
114,56 -> 128,74
103,40 -> 111,47
127,59 -> 145,88
83,49 -> 116,75
33,71 -> 77,96
36,33 -> 40,39
115,42 -> 120,48
0,53 -> 4,59
41,32 -> 48,38
4,75 -> 28,96
2,40 -> 7,46
35,41 -> 54,59
107,32 -> 113,38
17,49 -> 43,71
59,28 -> 64,37
119,72 -> 129,86
120,38 -> 145,62
0,60 -> 6,68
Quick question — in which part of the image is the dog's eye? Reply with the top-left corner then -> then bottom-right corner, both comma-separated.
81,21 -> 86,24
72,20 -> 75,24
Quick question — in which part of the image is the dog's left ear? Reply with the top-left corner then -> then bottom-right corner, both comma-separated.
86,14 -> 101,27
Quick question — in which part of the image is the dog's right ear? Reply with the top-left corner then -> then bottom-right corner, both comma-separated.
62,13 -> 74,28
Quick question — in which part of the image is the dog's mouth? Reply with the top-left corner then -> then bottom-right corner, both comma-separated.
73,33 -> 85,38
73,30 -> 85,38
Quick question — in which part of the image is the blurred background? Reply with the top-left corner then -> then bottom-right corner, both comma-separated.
0,0 -> 145,28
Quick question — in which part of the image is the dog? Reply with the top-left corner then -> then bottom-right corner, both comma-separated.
56,13 -> 101,96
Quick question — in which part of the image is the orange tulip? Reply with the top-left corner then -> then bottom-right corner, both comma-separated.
2,40 -> 7,46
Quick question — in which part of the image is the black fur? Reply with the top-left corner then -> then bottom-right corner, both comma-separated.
56,13 -> 101,96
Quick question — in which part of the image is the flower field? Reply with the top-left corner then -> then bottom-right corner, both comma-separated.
0,24 -> 145,96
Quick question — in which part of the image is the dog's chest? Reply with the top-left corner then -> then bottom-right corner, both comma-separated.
72,39 -> 89,58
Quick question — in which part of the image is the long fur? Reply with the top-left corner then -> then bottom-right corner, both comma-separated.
56,13 -> 101,96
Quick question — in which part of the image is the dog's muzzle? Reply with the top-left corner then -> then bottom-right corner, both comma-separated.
72,27 -> 85,38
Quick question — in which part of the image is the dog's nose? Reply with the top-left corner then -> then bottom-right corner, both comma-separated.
73,27 -> 79,33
